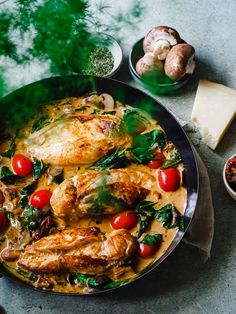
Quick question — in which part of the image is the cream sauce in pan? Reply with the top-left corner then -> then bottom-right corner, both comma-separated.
0,95 -> 186,293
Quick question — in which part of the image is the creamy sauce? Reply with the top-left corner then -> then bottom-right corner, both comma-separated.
0,95 -> 187,293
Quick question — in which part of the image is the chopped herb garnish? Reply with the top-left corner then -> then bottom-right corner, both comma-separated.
155,204 -> 185,231
140,234 -> 163,246
89,148 -> 129,170
0,166 -> 19,184
32,158 -> 47,180
31,115 -> 50,133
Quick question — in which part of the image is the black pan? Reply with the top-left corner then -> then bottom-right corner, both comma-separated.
0,75 -> 199,294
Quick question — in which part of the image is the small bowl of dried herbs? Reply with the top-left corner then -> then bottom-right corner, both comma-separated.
82,33 -> 123,77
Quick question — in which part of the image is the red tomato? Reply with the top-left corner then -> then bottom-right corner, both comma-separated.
158,167 -> 180,192
30,190 -> 52,208
147,152 -> 165,169
12,154 -> 33,177
111,210 -> 138,230
138,243 -> 159,258
0,211 -> 8,232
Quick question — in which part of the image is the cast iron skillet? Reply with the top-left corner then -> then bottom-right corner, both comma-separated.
0,75 -> 199,295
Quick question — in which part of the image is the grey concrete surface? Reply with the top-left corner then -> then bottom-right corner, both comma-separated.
1,0 -> 236,313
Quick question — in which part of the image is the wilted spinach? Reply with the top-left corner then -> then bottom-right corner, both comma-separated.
0,166 -> 19,184
31,115 -> 50,133
32,158 -> 47,180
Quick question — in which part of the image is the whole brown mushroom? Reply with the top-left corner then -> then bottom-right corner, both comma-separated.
135,52 -> 164,76
143,26 -> 181,60
164,43 -> 195,80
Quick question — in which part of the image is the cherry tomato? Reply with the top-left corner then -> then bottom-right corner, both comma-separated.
0,211 -> 8,233
147,152 -> 165,169
138,242 -> 159,258
12,154 -> 33,177
111,210 -> 138,230
30,190 -> 52,208
158,167 -> 180,192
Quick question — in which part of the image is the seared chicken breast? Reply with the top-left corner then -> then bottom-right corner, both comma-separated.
50,168 -> 156,223
25,114 -> 131,165
18,228 -> 137,275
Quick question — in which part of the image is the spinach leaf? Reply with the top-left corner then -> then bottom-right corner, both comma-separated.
0,166 -> 19,184
33,158 -> 47,180
123,108 -> 148,135
136,201 -> 157,237
21,205 -> 46,231
0,136 -> 16,158
91,108 -> 101,114
102,110 -> 116,115
52,173 -> 64,184
161,150 -> 182,170
0,207 -> 15,220
104,280 -> 127,289
31,115 -> 50,133
17,268 -> 38,282
89,148 -> 129,170
19,182 -> 38,209
75,273 -> 100,288
155,204 -> 185,231
0,236 -> 6,243
140,234 -> 163,246
130,129 -> 166,164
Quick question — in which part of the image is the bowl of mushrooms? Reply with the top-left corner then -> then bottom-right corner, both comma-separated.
129,26 -> 196,94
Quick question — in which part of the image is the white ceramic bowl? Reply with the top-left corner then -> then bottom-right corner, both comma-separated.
223,154 -> 236,200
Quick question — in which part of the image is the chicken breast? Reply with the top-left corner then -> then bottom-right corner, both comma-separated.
50,168 -> 156,223
18,228 -> 137,275
25,114 -> 131,165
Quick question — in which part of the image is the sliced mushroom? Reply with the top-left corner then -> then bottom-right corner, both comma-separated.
100,93 -> 115,110
48,167 -> 64,178
135,52 -> 164,76
143,26 -> 181,60
164,43 -> 195,80
1,247 -> 20,261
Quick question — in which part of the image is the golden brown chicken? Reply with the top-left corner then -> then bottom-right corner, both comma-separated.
50,168 -> 156,223
17,227 -> 138,276
25,114 -> 131,165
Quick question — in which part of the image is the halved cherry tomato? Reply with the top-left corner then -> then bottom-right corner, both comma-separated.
12,154 -> 33,177
138,242 -> 159,258
147,152 -> 165,169
30,190 -> 52,208
111,210 -> 138,230
158,167 -> 180,192
0,211 -> 8,233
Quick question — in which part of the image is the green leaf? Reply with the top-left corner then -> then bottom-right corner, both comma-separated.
31,115 -> 50,133
161,150 -> 182,170
0,136 -> 16,158
16,268 -> 38,282
52,173 -> 64,184
21,205 -> 45,231
75,273 -> 100,288
89,148 -> 129,170
32,158 -> 47,180
123,108 -> 148,135
136,201 -> 157,237
0,207 -> 14,220
0,236 -> 6,243
130,129 -> 166,164
102,110 -> 116,115
140,234 -> 163,246
19,182 -> 38,209
0,166 -> 19,184
104,280 -> 127,289
155,204 -> 185,231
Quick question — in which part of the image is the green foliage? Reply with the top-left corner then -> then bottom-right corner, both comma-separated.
0,166 -> 19,184
21,205 -> 46,231
75,273 -> 100,288
135,201 -> 157,237
140,234 -> 163,246
0,135 -> 16,158
32,157 -> 47,180
19,181 -> 38,208
31,115 -> 50,133
89,148 -> 128,170
155,204 -> 185,231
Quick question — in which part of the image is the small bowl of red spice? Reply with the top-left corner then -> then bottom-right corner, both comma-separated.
223,154 -> 236,200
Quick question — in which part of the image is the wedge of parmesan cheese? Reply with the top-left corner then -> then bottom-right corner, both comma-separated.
191,80 -> 236,149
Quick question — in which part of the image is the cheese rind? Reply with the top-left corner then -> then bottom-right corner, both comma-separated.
191,80 -> 236,149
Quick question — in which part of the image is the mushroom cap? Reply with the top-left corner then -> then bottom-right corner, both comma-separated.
135,52 -> 164,76
164,43 -> 195,80
143,26 -> 181,54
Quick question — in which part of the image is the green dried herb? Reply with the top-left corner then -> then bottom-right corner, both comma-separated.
82,46 -> 114,77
